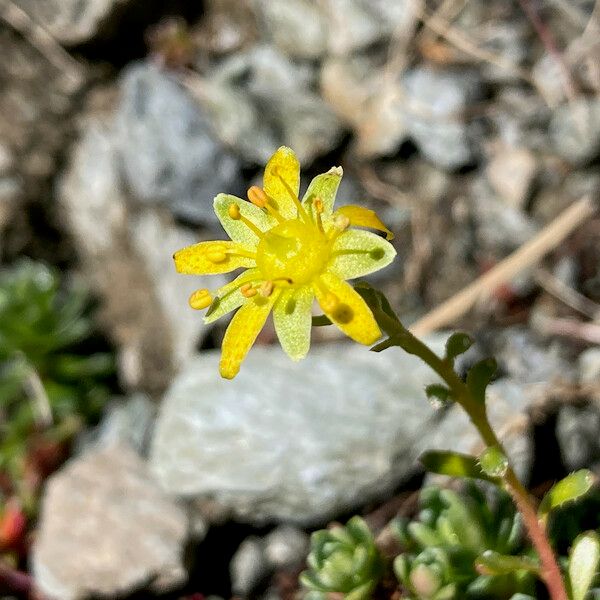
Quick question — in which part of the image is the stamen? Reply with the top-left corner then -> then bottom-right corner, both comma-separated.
228,202 -> 265,238
189,289 -> 213,310
247,186 -> 285,223
272,167 -> 310,222
314,196 -> 324,233
332,214 -> 350,231
241,283 -> 257,298
247,186 -> 268,208
225,248 -> 257,260
259,280 -> 274,297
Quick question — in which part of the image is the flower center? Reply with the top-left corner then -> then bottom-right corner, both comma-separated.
256,220 -> 330,286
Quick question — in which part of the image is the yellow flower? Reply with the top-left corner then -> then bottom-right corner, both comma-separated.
174,147 -> 396,379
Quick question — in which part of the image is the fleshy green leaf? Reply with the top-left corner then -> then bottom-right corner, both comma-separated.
420,450 -> 500,483
425,383 -> 453,406
539,470 -> 596,518
475,550 -> 540,576
466,358 -> 497,404
568,531 -> 600,600
445,332 -> 473,363
479,446 -> 509,478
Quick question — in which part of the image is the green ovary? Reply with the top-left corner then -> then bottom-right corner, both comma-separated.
256,220 -> 330,286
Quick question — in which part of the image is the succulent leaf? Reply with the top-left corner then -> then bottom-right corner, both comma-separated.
300,517 -> 382,598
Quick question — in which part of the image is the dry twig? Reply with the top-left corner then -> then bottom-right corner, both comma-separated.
410,196 -> 597,336
0,0 -> 84,88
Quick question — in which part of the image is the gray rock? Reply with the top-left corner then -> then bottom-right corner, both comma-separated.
13,0 -> 130,45
402,67 -> 482,169
324,0 -> 383,55
556,405 -> 600,471
549,98 -> 600,165
32,445 -> 190,600
323,0 -> 414,56
486,146 -> 538,210
86,394 -> 156,455
471,178 -> 538,251
320,54 -> 407,157
200,46 -> 343,165
230,537 -> 270,597
579,348 -> 600,385
150,341 -> 534,524
496,328 -> 572,385
59,109 -> 219,393
115,62 -> 243,224
254,0 -> 327,59
264,525 -> 309,569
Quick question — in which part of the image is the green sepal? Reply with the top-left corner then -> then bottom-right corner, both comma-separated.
466,358 -> 497,404
568,531 -> 600,600
539,470 -> 596,518
420,450 -> 500,484
354,281 -> 402,336
312,314 -> 332,327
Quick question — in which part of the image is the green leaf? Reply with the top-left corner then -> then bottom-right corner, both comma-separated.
354,281 -> 402,335
420,450 -> 500,484
425,384 -> 453,406
445,332 -> 473,363
311,314 -> 332,327
466,358 -> 497,404
539,470 -> 596,518
479,446 -> 509,478
370,336 -> 400,352
568,532 -> 600,600
475,550 -> 540,576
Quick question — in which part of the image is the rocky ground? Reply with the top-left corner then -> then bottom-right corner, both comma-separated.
1,0 -> 600,598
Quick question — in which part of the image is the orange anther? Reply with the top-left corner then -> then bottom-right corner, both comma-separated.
247,186 -> 269,208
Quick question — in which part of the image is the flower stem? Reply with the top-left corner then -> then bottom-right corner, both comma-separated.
373,311 -> 568,600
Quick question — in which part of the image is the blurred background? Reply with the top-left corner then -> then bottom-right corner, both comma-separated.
1,0 -> 599,598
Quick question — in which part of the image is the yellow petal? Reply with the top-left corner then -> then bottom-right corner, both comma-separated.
173,241 -> 255,275
314,273 -> 381,345
205,268 -> 261,324
302,166 -> 343,219
335,205 -> 394,240
329,230 -> 396,280
263,146 -> 301,219
213,194 -> 275,248
273,286 -> 314,361
219,292 -> 278,379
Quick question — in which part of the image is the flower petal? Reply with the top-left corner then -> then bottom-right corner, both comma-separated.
205,268 -> 261,324
220,292 -> 279,379
335,205 -> 394,240
329,230 -> 396,280
273,285 -> 314,361
314,273 -> 381,345
302,166 -> 343,219
174,241 -> 255,274
214,194 -> 275,248
263,146 -> 300,219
